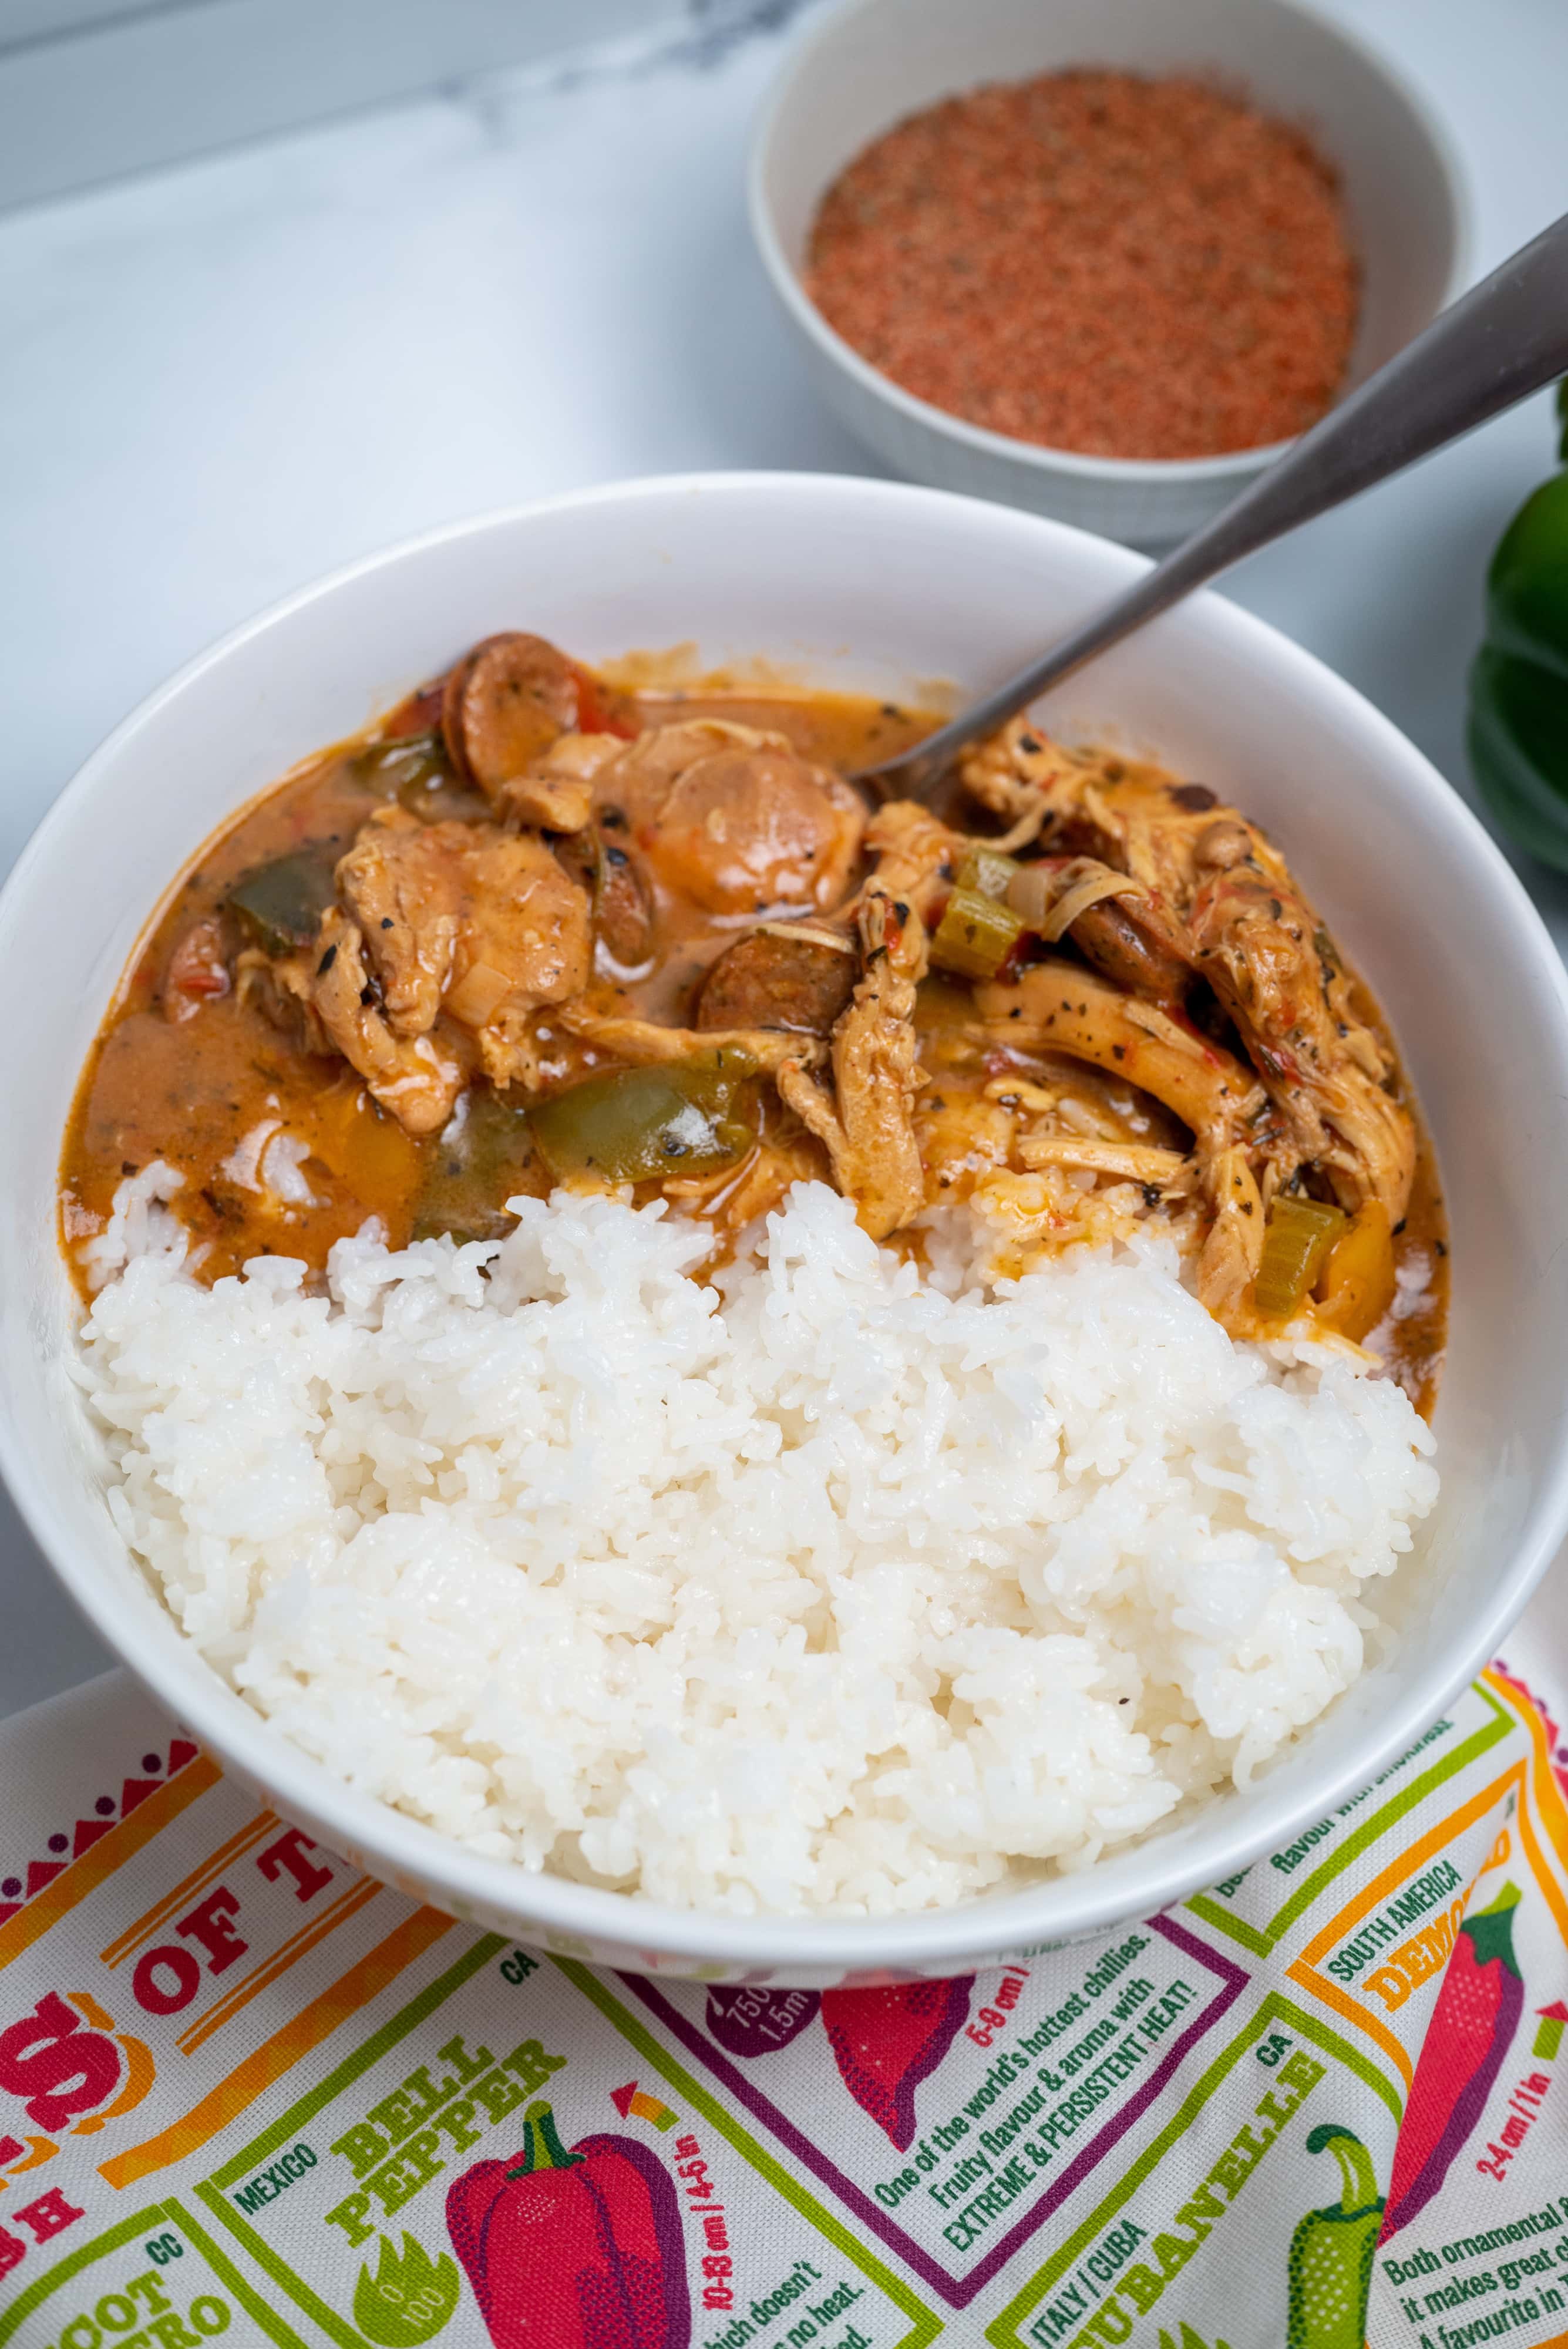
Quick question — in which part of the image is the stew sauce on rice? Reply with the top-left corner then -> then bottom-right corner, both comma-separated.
61,630 -> 1445,1402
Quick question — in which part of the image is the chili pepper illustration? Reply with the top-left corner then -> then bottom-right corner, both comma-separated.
354,2233 -> 461,2347
817,1977 -> 973,2150
1287,2124 -> 1384,2348
1382,1879 -> 1524,2239
445,2099 -> 691,2349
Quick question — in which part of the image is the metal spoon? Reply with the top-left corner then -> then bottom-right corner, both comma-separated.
859,210 -> 1568,804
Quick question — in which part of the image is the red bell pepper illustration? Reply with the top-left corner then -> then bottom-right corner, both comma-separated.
445,2099 -> 691,2349
1381,1880 -> 1524,2239
817,1978 -> 973,2151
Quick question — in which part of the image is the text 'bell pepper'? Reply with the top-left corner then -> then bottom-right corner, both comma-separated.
1286,2124 -> 1384,2349
1468,383 -> 1568,868
1381,1878 -> 1524,2237
445,2099 -> 691,2349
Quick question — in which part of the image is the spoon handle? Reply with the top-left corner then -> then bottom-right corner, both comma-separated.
867,210 -> 1568,800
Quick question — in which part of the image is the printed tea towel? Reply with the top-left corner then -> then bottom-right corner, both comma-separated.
2,1590 -> 1568,2349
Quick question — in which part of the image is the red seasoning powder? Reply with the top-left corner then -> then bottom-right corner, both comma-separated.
805,70 -> 1360,461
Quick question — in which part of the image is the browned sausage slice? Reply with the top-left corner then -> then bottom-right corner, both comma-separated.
442,633 -> 581,795
695,924 -> 858,1036
1069,899 -> 1190,1002
597,836 -> 655,970
553,822 -> 657,970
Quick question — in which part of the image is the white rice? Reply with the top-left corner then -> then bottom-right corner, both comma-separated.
74,1167 -> 1438,1916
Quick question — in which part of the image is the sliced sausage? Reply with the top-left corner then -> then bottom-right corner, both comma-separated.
605,721 -> 865,915
597,836 -> 655,969
695,924 -> 858,1037
442,633 -> 582,795
554,823 -> 656,970
1069,899 -> 1190,1003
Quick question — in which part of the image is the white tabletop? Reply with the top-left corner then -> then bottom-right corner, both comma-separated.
3,0 -> 1566,1715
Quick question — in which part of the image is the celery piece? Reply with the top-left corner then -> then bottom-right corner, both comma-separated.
931,886 -> 1025,981
1254,1194 -> 1347,1317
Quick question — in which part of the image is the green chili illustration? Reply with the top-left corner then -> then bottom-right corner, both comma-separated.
352,2232 -> 461,2347
1286,2124 -> 1384,2349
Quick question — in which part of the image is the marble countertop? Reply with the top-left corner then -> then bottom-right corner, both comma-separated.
3,0 -> 1567,1714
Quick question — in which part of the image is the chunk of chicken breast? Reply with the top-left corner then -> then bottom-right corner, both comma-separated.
308,910 -> 466,1135
292,810 -> 591,1130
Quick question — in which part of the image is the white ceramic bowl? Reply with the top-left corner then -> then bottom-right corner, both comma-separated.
750,0 -> 1470,546
3,473 -> 1565,1984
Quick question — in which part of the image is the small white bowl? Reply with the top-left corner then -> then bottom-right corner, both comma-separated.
749,0 -> 1471,546
2,473 -> 1565,1984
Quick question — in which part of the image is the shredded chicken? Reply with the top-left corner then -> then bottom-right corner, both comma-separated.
855,799 -> 963,925
213,642 -> 1422,1353
975,961 -> 1276,1312
778,884 -> 928,1241
960,725 -> 1216,967
556,1004 -> 825,1078
957,722 -> 1416,1310
1196,1143 -> 1268,1318
1017,1135 -> 1194,1190
975,963 -> 1268,1145
1185,844 -> 1415,1223
960,718 -> 1085,820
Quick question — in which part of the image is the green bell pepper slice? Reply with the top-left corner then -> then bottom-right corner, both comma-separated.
227,849 -> 339,955
529,1048 -> 759,1183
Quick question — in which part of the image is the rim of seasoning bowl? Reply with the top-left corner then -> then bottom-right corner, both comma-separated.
748,0 -> 1473,546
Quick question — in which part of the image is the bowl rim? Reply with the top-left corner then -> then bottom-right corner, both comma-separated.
5,466 -> 1566,1971
746,0 -> 1475,486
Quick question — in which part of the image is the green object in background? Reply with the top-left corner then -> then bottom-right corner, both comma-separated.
1468,382 -> 1568,868
1286,2123 -> 1385,2349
